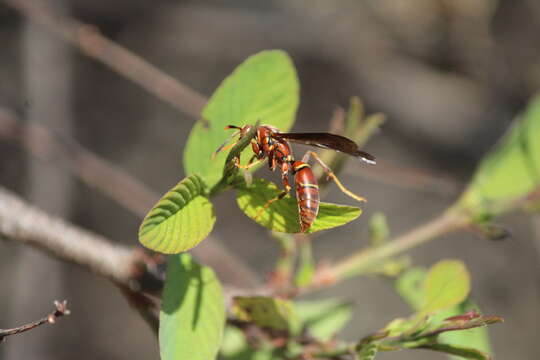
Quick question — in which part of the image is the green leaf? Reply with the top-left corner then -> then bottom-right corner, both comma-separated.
345,96 -> 365,135
236,178 -> 361,233
421,260 -> 470,315
459,94 -> 540,217
184,50 -> 299,189
357,343 -> 379,360
369,212 -> 390,246
160,254 -> 225,360
139,174 -> 215,254
295,299 -> 353,341
232,296 -> 301,334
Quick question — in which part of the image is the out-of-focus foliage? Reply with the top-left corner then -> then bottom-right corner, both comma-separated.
458,95 -> 540,219
294,299 -> 353,341
232,296 -> 301,333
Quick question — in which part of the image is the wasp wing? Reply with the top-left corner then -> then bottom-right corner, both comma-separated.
274,132 -> 376,164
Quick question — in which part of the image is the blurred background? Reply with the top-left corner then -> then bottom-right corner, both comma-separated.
1,0 -> 539,359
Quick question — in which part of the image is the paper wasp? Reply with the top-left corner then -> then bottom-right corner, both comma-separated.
214,124 -> 376,232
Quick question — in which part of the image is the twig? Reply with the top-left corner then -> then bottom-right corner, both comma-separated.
0,300 -> 70,343
4,0 -> 206,120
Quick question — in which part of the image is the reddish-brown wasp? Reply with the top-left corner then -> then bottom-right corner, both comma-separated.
214,124 -> 375,232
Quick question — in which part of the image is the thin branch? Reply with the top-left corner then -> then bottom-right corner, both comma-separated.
4,0 -> 206,120
0,300 -> 70,343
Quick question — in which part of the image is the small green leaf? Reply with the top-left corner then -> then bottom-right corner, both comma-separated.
295,299 -> 353,341
345,96 -> 365,135
459,94 -> 540,217
160,254 -> 225,360
236,178 -> 361,233
232,296 -> 301,334
184,50 -> 299,189
357,343 -> 379,360
421,260 -> 470,315
139,174 -> 215,254
369,212 -> 390,246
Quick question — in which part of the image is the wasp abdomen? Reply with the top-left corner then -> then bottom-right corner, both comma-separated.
293,161 -> 320,232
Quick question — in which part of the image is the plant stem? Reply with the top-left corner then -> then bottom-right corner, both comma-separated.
312,209 -> 468,288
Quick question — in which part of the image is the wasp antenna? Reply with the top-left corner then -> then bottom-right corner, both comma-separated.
212,130 -> 241,159
225,125 -> 241,130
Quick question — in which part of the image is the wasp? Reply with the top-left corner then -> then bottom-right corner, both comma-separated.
214,124 -> 376,232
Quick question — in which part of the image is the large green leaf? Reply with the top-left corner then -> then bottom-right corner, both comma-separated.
236,178 -> 361,233
421,260 -> 470,315
295,299 -> 353,341
160,254 -> 225,360
459,95 -> 540,217
139,174 -> 215,254
184,50 -> 299,189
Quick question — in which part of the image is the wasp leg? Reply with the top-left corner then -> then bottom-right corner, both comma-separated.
254,165 -> 292,221
234,155 -> 265,169
233,155 -> 263,186
302,151 -> 367,202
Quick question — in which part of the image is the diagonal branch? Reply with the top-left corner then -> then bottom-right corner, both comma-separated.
3,0 -> 206,120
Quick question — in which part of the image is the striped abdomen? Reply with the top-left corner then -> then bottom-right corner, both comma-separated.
293,161 -> 320,232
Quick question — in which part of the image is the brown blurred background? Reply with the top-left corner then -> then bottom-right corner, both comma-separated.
1,0 -> 540,359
